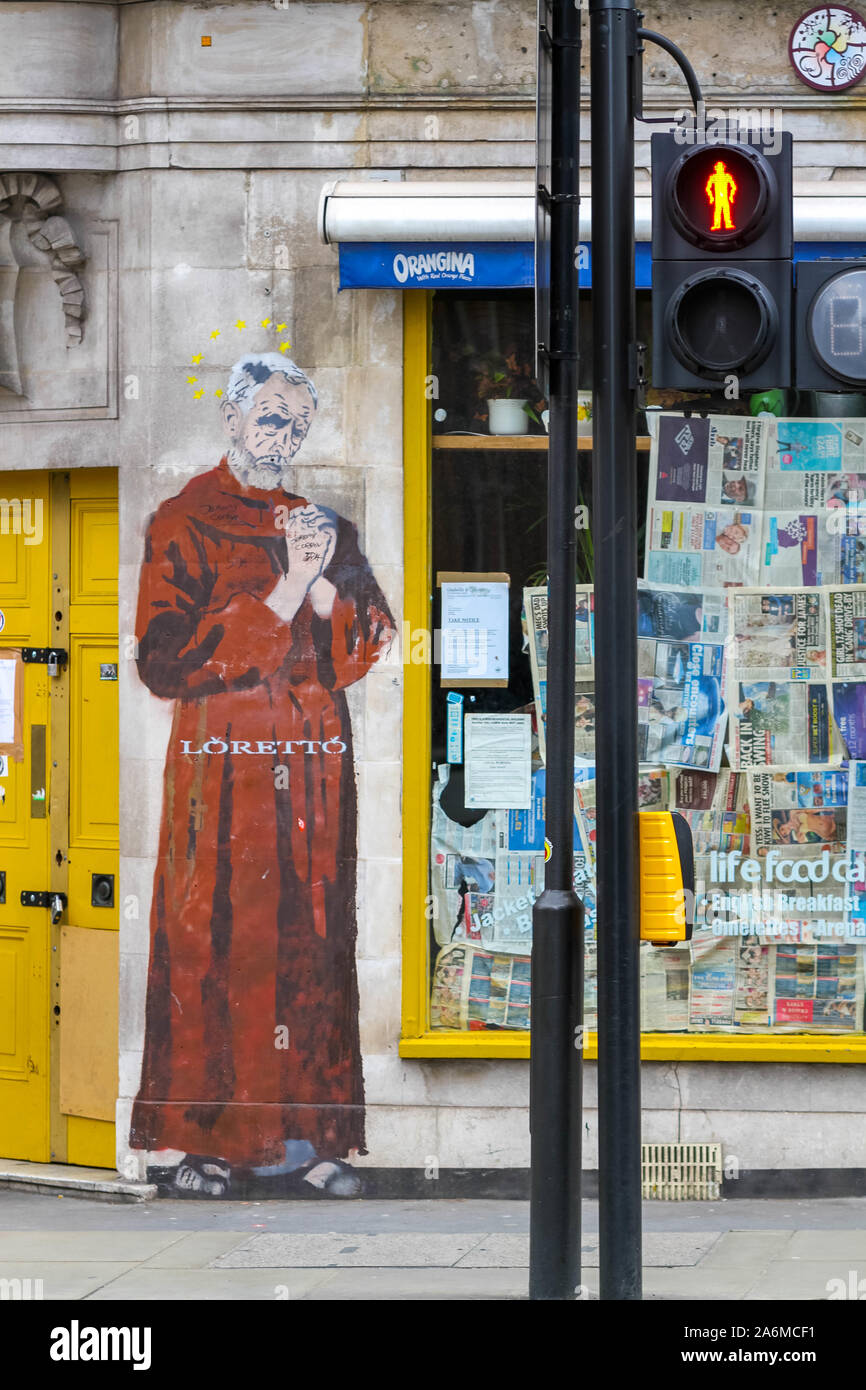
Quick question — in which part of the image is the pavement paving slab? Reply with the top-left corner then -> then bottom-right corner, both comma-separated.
297,1267 -> 530,1301
0,1231 -> 183,1262
0,1262 -> 137,1300
138,1231 -> 258,1268
452,1231 -> 721,1267
84,1267 -> 340,1301
641,1265 -> 754,1301
784,1229 -> 866,1260
212,1232 -> 487,1268
744,1258 -> 865,1301
698,1230 -> 794,1268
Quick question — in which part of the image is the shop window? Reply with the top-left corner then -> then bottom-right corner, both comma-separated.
400,287 -> 866,1060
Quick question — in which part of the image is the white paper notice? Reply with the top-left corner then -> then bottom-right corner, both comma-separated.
464,713 -> 532,809
0,659 -> 15,746
440,580 -> 509,682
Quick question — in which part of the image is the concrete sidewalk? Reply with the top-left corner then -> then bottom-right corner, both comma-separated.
1,1192 -> 866,1299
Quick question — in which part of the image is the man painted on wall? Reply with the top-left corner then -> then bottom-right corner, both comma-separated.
129,353 -> 395,1196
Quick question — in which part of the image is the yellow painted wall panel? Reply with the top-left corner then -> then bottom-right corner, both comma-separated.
59,925 -> 118,1122
66,1116 -> 115,1170
70,501 -> 118,606
69,638 -> 119,848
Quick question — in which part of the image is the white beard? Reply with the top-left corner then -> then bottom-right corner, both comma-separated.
226,445 -> 293,492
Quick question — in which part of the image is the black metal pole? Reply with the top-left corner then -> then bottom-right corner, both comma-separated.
590,0 -> 642,1300
529,0 -> 584,1303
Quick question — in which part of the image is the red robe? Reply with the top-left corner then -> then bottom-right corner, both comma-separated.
129,459 -> 395,1167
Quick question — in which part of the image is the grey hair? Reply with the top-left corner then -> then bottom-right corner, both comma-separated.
225,353 -> 318,414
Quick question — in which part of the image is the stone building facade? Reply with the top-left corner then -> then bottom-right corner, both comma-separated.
1,0 -> 866,1192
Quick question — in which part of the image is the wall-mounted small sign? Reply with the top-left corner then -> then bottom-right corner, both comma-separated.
0,610 -> 5,634
100,663 -> 118,681
789,6 -> 866,90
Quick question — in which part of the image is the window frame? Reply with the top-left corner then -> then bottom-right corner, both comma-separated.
399,287 -> 866,1063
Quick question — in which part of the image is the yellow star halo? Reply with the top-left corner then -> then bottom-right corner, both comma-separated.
186,317 -> 298,400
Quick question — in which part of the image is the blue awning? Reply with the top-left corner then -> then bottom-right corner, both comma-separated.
339,240 -> 866,291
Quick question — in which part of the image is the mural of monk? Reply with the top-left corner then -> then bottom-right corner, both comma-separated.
129,352 -> 395,1196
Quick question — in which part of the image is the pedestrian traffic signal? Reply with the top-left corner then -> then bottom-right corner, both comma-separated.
652,132 -> 793,391
796,259 -> 866,388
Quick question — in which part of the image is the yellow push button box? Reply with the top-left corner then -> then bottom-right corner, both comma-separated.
638,811 -> 694,946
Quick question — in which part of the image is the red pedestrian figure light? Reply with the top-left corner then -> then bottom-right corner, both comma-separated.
705,160 -> 738,232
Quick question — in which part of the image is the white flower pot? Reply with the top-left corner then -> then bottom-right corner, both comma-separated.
487,398 -> 529,435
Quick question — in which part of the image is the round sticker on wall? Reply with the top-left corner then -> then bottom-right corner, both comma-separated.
0,610 -> 5,634
789,6 -> 866,91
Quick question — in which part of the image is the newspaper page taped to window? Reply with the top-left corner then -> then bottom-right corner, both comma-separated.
764,418 -> 866,585
645,414 -> 769,588
726,587 -> 839,767
525,582 -> 729,770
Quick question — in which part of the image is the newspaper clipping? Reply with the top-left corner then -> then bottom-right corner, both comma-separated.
645,414 -> 768,588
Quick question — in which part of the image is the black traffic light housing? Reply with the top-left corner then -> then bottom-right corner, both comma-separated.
796,259 -> 866,389
652,131 -> 793,391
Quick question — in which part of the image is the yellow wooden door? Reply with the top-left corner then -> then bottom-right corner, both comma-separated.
0,469 -> 118,1167
61,471 -> 119,1168
0,474 -> 52,1159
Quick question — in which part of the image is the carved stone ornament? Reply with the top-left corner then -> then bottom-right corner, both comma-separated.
0,172 -> 86,349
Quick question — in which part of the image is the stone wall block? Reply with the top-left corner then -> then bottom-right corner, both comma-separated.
343,365 -> 403,467
356,856 -> 403,959
152,3 -> 367,101
358,760 -> 402,861
354,1105 -> 440,1167
0,3 -> 118,100
351,288 -> 402,369
435,1104 -> 530,1167
249,170 -> 354,271
368,0 -> 535,95
362,666 -> 402,764
148,170 -> 248,271
358,956 -> 403,1054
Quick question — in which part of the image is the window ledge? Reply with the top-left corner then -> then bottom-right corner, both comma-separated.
399,1032 -> 866,1062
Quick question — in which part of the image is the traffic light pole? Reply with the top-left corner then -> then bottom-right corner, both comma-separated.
590,0 -> 643,1300
529,0 -> 583,1303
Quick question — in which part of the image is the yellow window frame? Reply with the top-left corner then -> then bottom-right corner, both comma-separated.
399,287 -> 866,1063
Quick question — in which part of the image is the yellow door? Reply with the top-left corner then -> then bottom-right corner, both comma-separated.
61,471 -> 119,1168
0,475 -> 52,1159
0,469 -> 118,1167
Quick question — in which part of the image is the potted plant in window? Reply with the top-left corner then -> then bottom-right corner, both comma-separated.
473,351 -> 539,435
